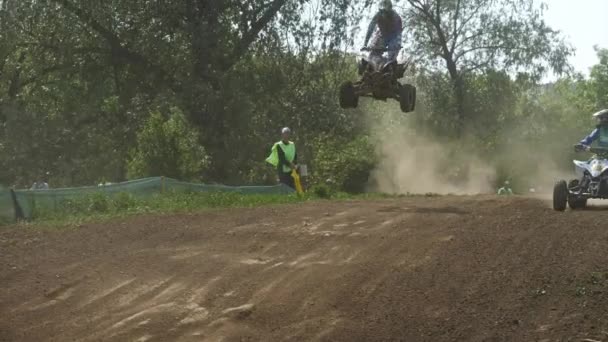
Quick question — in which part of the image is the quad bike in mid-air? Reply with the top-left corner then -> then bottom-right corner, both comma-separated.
339,47 -> 416,113
553,144 -> 608,211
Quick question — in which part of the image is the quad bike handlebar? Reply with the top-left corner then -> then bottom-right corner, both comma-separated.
574,144 -> 608,155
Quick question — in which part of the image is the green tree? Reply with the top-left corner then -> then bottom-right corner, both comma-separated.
404,0 -> 573,136
588,47 -> 608,109
127,108 -> 209,181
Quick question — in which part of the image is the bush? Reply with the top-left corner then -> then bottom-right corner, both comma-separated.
113,192 -> 138,211
127,107 -> 210,181
87,192 -> 110,213
310,184 -> 333,199
312,135 -> 376,194
244,162 -> 278,186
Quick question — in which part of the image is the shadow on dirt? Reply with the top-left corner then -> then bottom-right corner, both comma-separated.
573,199 -> 608,211
574,206 -> 608,211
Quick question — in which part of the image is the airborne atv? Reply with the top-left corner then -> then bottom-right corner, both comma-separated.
553,144 -> 608,211
339,47 -> 416,113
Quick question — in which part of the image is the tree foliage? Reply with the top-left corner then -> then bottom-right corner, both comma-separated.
127,108 -> 209,181
0,0 -> 603,194
404,0 -> 573,135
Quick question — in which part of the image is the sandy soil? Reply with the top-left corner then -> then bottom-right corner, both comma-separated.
2,195 -> 608,341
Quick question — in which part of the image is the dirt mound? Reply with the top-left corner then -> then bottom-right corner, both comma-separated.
2,196 -> 608,341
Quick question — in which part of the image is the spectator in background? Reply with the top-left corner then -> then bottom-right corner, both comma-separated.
30,173 -> 49,190
497,180 -> 513,196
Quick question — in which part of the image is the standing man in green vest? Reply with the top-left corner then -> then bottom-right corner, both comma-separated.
266,127 -> 298,189
579,109 -> 608,149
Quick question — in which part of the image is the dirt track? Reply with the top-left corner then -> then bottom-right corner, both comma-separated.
2,196 -> 608,341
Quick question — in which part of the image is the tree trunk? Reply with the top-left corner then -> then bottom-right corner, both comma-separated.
445,57 -> 465,138
7,52 -> 25,100
453,76 -> 466,137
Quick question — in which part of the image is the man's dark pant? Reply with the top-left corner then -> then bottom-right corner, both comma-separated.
278,172 -> 295,189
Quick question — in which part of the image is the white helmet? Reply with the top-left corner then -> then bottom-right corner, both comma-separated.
593,109 -> 608,124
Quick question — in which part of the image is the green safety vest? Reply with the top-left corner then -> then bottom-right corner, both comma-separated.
599,126 -> 608,147
266,141 -> 296,173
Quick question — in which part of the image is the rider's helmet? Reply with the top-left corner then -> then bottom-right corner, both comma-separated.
593,109 -> 608,125
379,0 -> 393,13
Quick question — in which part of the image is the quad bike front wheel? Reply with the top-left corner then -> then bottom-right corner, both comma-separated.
553,180 -> 568,211
399,84 -> 416,113
339,81 -> 359,109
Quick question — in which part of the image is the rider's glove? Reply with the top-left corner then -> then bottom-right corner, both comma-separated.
575,144 -> 590,152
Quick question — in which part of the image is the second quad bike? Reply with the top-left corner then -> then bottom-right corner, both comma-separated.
339,47 -> 416,113
553,145 -> 608,211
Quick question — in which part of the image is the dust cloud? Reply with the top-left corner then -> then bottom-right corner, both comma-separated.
364,109 -> 577,196
368,127 -> 496,195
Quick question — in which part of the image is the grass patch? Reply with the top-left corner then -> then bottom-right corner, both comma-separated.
573,271 -> 608,298
18,190 -> 404,228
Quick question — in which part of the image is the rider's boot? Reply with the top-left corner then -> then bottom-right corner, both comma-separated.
358,59 -> 367,76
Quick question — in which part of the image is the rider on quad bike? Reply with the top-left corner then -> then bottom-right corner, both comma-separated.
553,109 -> 608,211
578,109 -> 608,149
338,0 -> 415,113
363,0 -> 403,65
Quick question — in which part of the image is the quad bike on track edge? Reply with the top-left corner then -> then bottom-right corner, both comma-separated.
553,145 -> 608,211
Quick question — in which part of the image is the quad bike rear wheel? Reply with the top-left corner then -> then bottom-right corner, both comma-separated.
339,82 -> 359,109
410,85 -> 417,111
399,84 -> 416,113
553,180 -> 568,212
